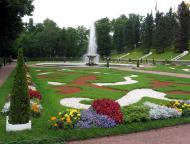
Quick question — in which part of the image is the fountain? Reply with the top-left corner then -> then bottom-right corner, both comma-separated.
35,23 -> 144,68
84,22 -> 99,66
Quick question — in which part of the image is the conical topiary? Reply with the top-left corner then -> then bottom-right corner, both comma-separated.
9,48 -> 30,124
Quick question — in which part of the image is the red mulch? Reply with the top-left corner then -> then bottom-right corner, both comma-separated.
73,75 -> 124,91
57,86 -> 81,94
151,80 -> 190,88
37,75 -> 49,79
166,91 -> 190,95
73,75 -> 96,85
151,81 -> 174,88
56,75 -> 124,95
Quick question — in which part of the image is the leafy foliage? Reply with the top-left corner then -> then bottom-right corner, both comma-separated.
0,0 -> 34,57
122,106 -> 150,123
175,1 -> 190,53
141,13 -> 154,53
96,18 -> 112,57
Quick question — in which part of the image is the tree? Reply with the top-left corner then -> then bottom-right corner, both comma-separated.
141,13 -> 154,53
165,8 -> 178,47
9,49 -> 30,124
112,15 -> 128,53
65,27 -> 80,57
153,11 -> 167,53
76,26 -> 88,56
175,1 -> 190,53
96,18 -> 112,57
153,9 -> 178,53
0,0 -> 34,57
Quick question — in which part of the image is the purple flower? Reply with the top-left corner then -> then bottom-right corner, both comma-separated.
95,114 -> 116,128
76,108 -> 116,129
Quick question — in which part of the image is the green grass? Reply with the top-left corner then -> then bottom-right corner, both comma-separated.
111,53 -> 127,59
1,67 -> 190,143
166,94 -> 190,100
181,53 -> 190,60
124,50 -> 144,60
147,50 -> 179,60
110,49 -> 190,60
143,64 -> 190,74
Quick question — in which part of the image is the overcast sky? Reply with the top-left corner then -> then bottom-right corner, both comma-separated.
23,0 -> 184,28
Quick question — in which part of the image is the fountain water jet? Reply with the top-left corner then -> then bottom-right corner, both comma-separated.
84,22 -> 99,66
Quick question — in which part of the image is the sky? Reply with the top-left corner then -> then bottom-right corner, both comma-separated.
23,0 -> 184,28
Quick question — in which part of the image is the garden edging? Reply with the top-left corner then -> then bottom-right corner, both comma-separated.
6,116 -> 31,132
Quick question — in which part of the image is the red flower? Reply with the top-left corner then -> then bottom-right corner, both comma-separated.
92,99 -> 123,124
28,89 -> 42,100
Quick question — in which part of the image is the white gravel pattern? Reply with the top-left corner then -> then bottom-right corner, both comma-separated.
60,69 -> 74,71
92,72 -> 101,74
28,85 -> 36,91
182,69 -> 190,72
37,72 -> 52,75
169,67 -> 175,70
60,89 -> 169,109
94,76 -> 138,86
116,89 -> 168,106
48,81 -> 65,86
60,98 -> 92,109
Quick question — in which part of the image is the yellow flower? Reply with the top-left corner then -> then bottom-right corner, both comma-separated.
58,112 -> 62,115
66,116 -> 71,123
51,116 -> 57,121
178,109 -> 182,112
31,103 -> 39,112
77,114 -> 80,117
61,117 -> 64,121
53,123 -> 58,127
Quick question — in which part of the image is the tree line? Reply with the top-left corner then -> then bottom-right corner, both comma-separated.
0,1 -> 190,60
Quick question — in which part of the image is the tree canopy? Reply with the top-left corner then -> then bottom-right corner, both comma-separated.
0,0 -> 34,57
2,1 -> 190,59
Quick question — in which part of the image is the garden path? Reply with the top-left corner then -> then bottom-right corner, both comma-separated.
0,63 -> 16,87
114,67 -> 190,78
68,124 -> 190,144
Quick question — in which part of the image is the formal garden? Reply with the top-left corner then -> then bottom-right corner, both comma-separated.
1,0 -> 190,144
0,48 -> 190,143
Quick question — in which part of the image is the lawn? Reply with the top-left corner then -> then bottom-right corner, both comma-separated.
110,49 -> 190,60
142,64 -> 190,74
147,50 -> 179,60
1,66 -> 190,143
181,53 -> 190,60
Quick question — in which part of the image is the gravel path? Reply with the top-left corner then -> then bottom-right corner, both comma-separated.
113,67 -> 190,78
67,124 -> 190,144
0,63 -> 16,87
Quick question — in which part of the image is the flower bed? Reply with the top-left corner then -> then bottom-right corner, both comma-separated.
49,109 -> 80,129
92,99 -> 123,124
167,101 -> 190,117
49,99 -> 190,131
49,99 -> 122,129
